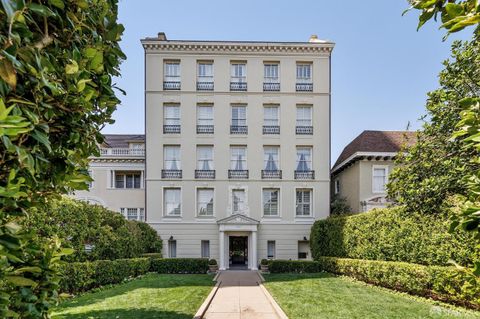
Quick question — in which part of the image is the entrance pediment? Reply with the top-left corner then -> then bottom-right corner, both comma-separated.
217,214 -> 259,225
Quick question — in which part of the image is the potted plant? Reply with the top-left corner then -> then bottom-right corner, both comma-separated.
260,259 -> 269,272
208,259 -> 218,273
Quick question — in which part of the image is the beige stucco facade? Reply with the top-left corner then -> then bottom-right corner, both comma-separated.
142,34 -> 333,269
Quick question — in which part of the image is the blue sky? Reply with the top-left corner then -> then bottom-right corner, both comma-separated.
105,0 -> 473,162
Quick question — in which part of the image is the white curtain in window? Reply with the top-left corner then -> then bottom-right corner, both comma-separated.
264,106 -> 279,126
164,189 -> 181,216
373,168 -> 387,192
231,64 -> 246,81
164,62 -> 180,81
296,64 -> 311,81
296,148 -> 312,171
198,63 -> 213,80
296,189 -> 311,216
263,189 -> 279,216
264,147 -> 279,170
197,189 -> 214,216
197,146 -> 213,170
164,146 -> 180,170
230,147 -> 247,170
197,106 -> 213,125
232,190 -> 246,214
232,106 -> 246,126
164,105 -> 180,125
296,106 -> 312,126
264,64 -> 279,81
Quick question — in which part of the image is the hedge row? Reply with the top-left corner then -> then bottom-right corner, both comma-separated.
267,258 -> 480,309
310,206 -> 479,266
60,257 -> 209,294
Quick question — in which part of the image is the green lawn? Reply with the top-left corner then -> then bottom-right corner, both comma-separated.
52,273 -> 213,319
264,273 -> 480,319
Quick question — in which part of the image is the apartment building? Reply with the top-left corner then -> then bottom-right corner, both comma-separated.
73,134 -> 146,220
141,33 -> 334,270
332,130 -> 416,212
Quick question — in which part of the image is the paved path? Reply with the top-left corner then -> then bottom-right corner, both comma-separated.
203,271 -> 284,319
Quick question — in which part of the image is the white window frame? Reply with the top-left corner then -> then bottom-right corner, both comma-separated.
263,105 -> 279,126
231,62 -> 246,83
230,146 -> 247,170
372,165 -> 389,194
296,105 -> 312,127
197,104 -> 214,126
197,61 -> 214,82
334,179 -> 340,195
295,188 -> 313,217
113,171 -> 142,189
168,240 -> 177,258
120,207 -> 145,221
196,145 -> 214,170
163,187 -> 182,217
262,188 -> 280,217
296,62 -> 312,83
164,145 -> 181,170
267,240 -> 276,259
164,61 -> 181,82
196,187 -> 215,217
164,104 -> 181,126
231,104 -> 247,126
296,147 -> 313,171
263,146 -> 280,170
264,63 -> 279,83
201,240 -> 210,258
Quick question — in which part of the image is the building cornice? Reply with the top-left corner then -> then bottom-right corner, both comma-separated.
141,41 -> 334,55
332,151 -> 398,175
89,158 -> 145,163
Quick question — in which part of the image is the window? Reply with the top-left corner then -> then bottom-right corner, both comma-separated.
264,64 -> 279,83
120,208 -> 145,221
201,240 -> 210,258
230,146 -> 247,170
296,147 -> 312,171
168,240 -> 177,258
232,189 -> 246,214
197,105 -> 214,126
296,189 -> 312,216
197,62 -> 213,82
263,189 -> 279,216
334,179 -> 340,194
114,171 -> 141,189
264,147 -> 279,171
164,188 -> 181,216
164,61 -> 180,82
296,63 -> 312,83
298,241 -> 309,259
373,166 -> 388,193
197,146 -> 213,170
296,106 -> 312,127
267,240 -> 276,259
231,63 -> 246,82
231,105 -> 247,126
164,146 -> 181,170
197,188 -> 214,216
164,104 -> 180,126
264,106 -> 279,126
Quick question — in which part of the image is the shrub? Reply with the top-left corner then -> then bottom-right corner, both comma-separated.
330,195 -> 352,215
150,258 -> 209,274
267,260 -> 323,273
317,257 -> 480,309
141,253 -> 163,258
310,205 -> 479,267
261,259 -> 269,265
26,198 -> 162,261
209,259 -> 217,265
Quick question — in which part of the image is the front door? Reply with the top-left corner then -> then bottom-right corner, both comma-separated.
229,236 -> 248,268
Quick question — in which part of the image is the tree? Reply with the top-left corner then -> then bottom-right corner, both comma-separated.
330,195 -> 352,216
388,39 -> 480,214
0,0 -> 125,317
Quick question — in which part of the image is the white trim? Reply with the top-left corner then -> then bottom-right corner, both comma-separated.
228,186 -> 249,216
332,151 -> 398,173
195,186 -> 215,217
294,186 -> 314,218
162,186 -> 183,217
372,164 -> 389,194
261,186 -> 281,218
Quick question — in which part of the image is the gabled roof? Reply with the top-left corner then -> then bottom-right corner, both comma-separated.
217,214 -> 260,225
102,134 -> 145,148
333,130 -> 417,172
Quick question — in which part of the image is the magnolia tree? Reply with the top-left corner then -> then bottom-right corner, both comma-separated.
0,0 -> 124,317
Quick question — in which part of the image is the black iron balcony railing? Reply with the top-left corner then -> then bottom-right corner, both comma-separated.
163,125 -> 181,134
294,170 -> 315,180
263,125 -> 280,135
197,125 -> 214,134
230,125 -> 248,134
261,170 -> 282,179
296,83 -> 313,92
163,81 -> 181,90
195,170 -> 216,179
296,126 -> 313,135
197,82 -> 214,91
230,82 -> 247,91
161,169 -> 182,179
228,170 -> 249,179
263,82 -> 280,91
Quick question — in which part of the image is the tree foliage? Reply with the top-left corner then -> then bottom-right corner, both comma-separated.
388,39 -> 480,214
330,195 -> 352,216
0,0 -> 125,317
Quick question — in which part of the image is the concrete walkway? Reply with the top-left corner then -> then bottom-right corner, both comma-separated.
202,271 -> 286,319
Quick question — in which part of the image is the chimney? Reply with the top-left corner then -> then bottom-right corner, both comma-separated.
309,34 -> 318,42
158,32 -> 167,41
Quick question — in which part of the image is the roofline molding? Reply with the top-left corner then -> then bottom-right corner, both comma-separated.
332,151 -> 398,174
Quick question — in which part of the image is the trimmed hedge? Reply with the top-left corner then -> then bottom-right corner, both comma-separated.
60,258 -> 209,294
266,258 -> 480,309
310,206 -> 479,266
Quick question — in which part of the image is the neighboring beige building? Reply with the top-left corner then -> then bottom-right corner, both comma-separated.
73,134 -> 146,221
331,130 -> 416,212
141,33 -> 334,270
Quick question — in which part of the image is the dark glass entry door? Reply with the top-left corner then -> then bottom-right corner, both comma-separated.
229,236 -> 248,266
